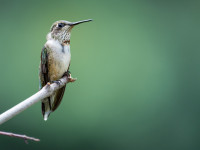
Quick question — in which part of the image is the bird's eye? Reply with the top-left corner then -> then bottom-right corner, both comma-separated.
58,23 -> 65,28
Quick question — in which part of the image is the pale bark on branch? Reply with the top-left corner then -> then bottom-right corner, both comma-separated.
0,76 -> 69,125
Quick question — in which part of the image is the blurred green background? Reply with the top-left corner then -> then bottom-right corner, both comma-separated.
0,0 -> 200,149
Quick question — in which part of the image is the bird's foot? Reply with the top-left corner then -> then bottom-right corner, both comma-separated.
51,80 -> 62,85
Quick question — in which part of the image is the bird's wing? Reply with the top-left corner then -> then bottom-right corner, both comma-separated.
39,46 -> 52,119
39,46 -> 49,88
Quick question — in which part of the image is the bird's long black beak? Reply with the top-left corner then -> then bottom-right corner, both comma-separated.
69,19 -> 93,26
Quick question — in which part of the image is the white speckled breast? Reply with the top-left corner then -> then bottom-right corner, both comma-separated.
45,39 -> 71,81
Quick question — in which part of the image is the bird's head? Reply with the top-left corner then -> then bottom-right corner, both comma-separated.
49,19 -> 92,43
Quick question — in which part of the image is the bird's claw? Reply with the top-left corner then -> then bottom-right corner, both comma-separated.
51,80 -> 62,85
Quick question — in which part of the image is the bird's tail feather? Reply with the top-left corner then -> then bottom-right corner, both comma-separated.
42,98 -> 52,121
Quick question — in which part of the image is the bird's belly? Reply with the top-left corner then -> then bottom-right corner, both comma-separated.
48,46 -> 71,81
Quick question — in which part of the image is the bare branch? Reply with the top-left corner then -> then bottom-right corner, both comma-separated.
0,76 -> 75,125
0,131 -> 40,143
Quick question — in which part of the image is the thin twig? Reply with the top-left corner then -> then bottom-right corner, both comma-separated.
0,76 -> 75,125
0,131 -> 40,143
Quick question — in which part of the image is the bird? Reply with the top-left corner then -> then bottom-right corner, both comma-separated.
39,19 -> 92,121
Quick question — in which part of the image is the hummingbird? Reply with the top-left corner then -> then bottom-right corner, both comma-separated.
39,19 -> 92,121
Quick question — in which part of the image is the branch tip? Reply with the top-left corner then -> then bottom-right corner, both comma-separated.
0,131 -> 40,142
